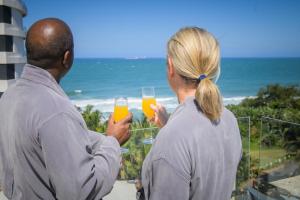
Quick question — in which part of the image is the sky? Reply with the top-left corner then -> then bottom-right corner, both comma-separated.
22,0 -> 300,58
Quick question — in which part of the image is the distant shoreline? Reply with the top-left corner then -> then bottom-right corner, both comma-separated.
73,57 -> 300,59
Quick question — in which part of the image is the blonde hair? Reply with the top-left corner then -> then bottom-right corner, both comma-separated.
167,27 -> 223,121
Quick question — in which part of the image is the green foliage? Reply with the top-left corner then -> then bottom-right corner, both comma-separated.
81,105 -> 105,132
227,84 -> 300,189
228,85 -> 300,141
283,126 -> 300,154
119,128 -> 159,179
236,151 -> 250,188
240,84 -> 300,109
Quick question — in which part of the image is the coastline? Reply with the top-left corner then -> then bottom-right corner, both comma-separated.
71,95 -> 256,113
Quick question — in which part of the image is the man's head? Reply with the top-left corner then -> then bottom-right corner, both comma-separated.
25,18 -> 74,82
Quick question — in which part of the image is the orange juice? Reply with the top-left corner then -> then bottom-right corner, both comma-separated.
142,97 -> 156,119
114,105 -> 129,122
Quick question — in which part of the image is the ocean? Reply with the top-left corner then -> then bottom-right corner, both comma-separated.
61,58 -> 300,115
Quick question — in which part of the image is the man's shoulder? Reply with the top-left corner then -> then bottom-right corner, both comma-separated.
19,82 -> 67,109
1,79 -> 77,122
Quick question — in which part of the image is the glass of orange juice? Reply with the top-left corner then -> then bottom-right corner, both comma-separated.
142,87 -> 156,119
114,97 -> 129,122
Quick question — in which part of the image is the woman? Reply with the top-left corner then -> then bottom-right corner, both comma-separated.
141,27 -> 242,200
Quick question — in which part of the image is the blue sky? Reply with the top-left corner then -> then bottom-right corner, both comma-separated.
23,0 -> 300,58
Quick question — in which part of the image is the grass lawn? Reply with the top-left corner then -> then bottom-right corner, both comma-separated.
249,141 -> 287,167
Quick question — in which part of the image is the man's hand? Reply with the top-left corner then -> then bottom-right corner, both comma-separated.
149,103 -> 169,128
106,113 -> 133,145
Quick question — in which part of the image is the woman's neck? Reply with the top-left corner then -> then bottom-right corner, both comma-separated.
176,87 -> 196,104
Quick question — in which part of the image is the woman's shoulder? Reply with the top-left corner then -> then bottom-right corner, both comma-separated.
152,103 -> 206,153
222,107 -> 237,119
220,107 -> 239,128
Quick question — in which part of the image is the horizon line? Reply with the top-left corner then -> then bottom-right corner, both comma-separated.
74,56 -> 300,59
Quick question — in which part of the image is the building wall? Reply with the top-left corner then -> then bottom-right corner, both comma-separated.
0,0 -> 27,97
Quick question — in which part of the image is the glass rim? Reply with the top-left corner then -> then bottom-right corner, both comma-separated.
114,96 -> 128,100
114,96 -> 128,106
142,87 -> 155,97
141,86 -> 155,90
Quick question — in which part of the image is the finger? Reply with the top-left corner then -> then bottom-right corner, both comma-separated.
108,114 -> 114,125
150,104 -> 158,112
120,130 -> 131,144
149,117 -> 155,123
118,112 -> 133,124
157,103 -> 165,111
128,129 -> 131,137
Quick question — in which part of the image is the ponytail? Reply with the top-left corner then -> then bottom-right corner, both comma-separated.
195,78 -> 223,121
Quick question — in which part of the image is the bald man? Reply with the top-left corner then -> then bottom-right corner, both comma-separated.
0,18 -> 132,199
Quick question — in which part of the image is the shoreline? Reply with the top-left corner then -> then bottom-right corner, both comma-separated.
71,95 -> 256,113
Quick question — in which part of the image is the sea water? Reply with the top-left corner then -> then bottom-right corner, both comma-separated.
61,58 -> 300,114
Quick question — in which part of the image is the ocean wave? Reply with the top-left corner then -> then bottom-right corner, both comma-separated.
66,89 -> 83,96
71,97 -> 178,113
74,90 -> 82,93
223,96 -> 256,105
71,96 -> 256,113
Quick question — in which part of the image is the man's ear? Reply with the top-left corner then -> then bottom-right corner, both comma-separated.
62,50 -> 73,70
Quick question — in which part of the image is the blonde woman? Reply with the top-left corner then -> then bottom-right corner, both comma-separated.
140,27 -> 242,200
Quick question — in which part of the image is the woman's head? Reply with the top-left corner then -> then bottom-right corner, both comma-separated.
167,27 -> 222,121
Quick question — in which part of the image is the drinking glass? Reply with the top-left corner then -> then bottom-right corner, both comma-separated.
114,97 -> 129,122
142,87 -> 156,119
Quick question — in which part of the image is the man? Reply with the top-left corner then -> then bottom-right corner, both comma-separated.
0,18 -> 132,199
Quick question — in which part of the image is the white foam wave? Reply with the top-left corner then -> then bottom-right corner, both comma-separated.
71,96 -> 256,113
74,90 -> 82,93
71,97 -> 178,113
223,96 -> 256,105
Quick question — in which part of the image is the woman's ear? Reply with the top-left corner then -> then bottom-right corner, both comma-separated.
168,56 -> 175,78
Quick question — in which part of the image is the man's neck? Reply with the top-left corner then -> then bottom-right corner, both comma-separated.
46,68 -> 61,83
28,61 -> 62,83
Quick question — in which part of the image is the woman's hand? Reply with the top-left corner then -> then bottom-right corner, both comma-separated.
150,103 -> 169,128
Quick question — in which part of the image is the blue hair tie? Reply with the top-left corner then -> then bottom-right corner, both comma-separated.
198,74 -> 207,81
